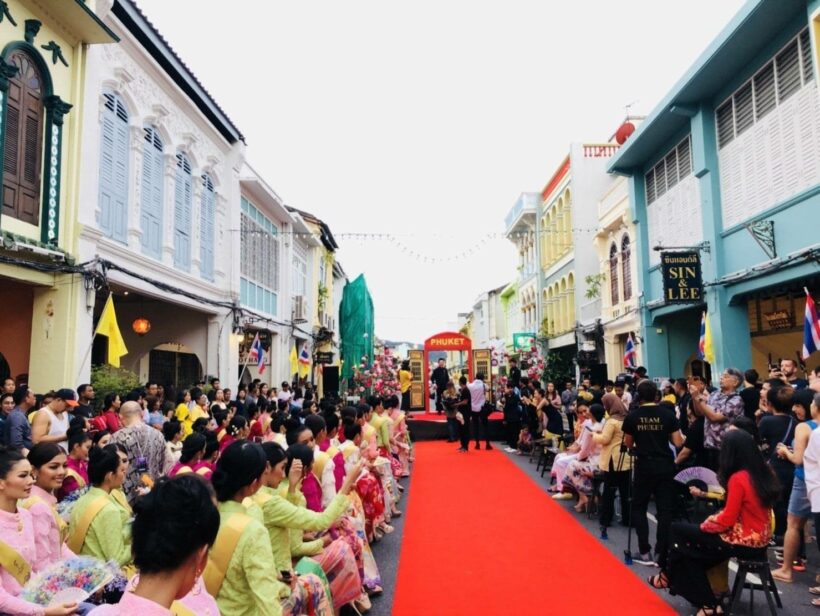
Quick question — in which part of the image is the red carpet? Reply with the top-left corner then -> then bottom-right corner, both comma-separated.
392,441 -> 676,616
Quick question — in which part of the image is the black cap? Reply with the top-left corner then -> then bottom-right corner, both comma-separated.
54,388 -> 78,407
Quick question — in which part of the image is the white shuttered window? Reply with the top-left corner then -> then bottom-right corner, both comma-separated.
173,153 -> 193,270
140,127 -> 164,259
199,174 -> 215,281
98,93 -> 129,242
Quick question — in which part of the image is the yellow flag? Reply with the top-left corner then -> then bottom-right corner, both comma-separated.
701,310 -> 715,365
289,345 -> 299,376
95,294 -> 128,367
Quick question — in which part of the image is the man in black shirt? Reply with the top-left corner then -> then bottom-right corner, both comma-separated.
452,376 -> 472,452
501,382 -> 521,451
74,383 -> 95,420
739,369 -> 762,421
430,359 -> 450,414
507,358 -> 521,391
623,380 -> 683,568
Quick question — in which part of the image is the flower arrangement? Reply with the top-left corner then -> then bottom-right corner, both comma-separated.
56,486 -> 88,523
21,556 -> 118,606
352,349 -> 400,397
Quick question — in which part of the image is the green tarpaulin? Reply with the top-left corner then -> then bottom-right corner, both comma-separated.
339,274 -> 374,382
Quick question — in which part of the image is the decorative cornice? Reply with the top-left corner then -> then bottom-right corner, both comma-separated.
45,95 -> 73,126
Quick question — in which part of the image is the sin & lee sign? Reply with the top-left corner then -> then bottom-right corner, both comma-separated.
661,252 -> 702,303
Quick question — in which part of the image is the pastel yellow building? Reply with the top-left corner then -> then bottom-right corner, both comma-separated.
0,1 -> 116,390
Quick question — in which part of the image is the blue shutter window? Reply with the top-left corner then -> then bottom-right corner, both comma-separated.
199,174 -> 215,281
173,153 -> 193,270
140,126 -> 164,258
98,93 -> 129,242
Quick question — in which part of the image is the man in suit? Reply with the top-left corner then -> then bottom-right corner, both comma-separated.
430,358 -> 450,414
507,358 -> 521,391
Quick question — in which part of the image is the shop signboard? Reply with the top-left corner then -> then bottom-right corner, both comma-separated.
661,252 -> 702,303
512,332 -> 536,351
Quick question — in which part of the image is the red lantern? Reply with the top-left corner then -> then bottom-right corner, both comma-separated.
615,121 -> 636,145
132,318 -> 151,336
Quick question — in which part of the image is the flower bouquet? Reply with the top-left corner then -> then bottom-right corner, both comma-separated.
20,556 -> 117,606
55,486 -> 88,523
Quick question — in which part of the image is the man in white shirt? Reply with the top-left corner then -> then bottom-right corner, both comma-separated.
801,397 -> 820,536
277,381 -> 293,403
467,373 -> 492,450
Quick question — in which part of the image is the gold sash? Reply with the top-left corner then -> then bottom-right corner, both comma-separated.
0,538 -> 30,586
203,513 -> 253,598
65,468 -> 86,489
326,445 -> 339,460
67,495 -> 109,554
170,601 -> 196,616
196,466 -> 211,476
253,491 -> 273,507
312,451 -> 330,481
216,429 -> 227,443
341,445 -> 357,460
22,495 -> 68,542
175,465 -> 194,475
111,489 -> 132,514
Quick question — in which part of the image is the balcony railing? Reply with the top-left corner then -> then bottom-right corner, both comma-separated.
504,193 -> 539,234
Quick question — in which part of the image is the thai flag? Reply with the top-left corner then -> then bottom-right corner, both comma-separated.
250,333 -> 265,374
624,333 -> 637,369
298,344 -> 311,367
803,288 -> 820,359
698,312 -> 706,360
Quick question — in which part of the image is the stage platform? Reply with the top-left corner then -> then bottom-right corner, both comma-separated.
406,410 -> 505,441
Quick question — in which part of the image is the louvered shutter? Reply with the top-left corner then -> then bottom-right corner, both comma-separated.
98,94 -> 129,242
776,40 -> 801,103
199,174 -> 215,280
140,127 -> 163,258
3,51 -> 42,225
173,153 -> 192,270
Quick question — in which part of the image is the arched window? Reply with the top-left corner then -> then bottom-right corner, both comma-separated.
174,152 -> 193,270
3,50 -> 44,224
609,243 -> 620,305
567,273 -> 576,325
98,92 -> 129,242
140,126 -> 164,258
621,235 -> 632,301
200,174 -> 215,280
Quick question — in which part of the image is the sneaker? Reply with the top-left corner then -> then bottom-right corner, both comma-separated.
504,447 -> 516,453
552,493 -> 573,500
793,559 -> 807,572
632,552 -> 657,566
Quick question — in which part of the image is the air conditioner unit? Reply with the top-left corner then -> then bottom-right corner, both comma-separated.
292,295 -> 307,323
322,313 -> 335,332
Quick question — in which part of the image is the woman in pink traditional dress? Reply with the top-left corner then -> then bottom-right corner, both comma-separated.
23,444 -> 74,566
388,398 -> 411,477
57,427 -> 91,501
167,433 -> 212,480
89,474 -> 221,615
0,446 -> 77,616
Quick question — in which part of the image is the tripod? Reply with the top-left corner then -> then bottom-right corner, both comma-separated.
621,447 -> 638,565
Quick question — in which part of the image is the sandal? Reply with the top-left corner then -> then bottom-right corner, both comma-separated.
771,569 -> 793,584
810,586 -> 820,595
647,573 -> 669,589
812,597 -> 820,608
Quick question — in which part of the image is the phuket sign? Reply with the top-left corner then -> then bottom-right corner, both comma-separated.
513,333 -> 536,351
661,252 -> 703,303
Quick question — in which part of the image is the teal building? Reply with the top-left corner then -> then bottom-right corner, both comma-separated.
609,0 -> 820,380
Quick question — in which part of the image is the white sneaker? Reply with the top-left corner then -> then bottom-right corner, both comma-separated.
504,447 -> 516,453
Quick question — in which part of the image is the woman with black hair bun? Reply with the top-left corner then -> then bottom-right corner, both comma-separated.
219,416 -> 249,453
89,474 -> 221,615
168,432 -> 210,479
205,440 -> 283,616
67,444 -> 133,569
23,443 -> 74,566
0,446 -> 78,615
58,425 -> 91,501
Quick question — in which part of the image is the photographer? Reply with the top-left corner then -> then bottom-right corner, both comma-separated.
467,373 -> 492,450
501,382 -> 521,452
623,380 -> 684,567
690,368 -> 744,471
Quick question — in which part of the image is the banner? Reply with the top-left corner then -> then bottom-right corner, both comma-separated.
661,252 -> 702,303
512,332 -> 536,351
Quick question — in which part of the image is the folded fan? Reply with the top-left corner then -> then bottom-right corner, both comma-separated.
674,466 -> 718,488
20,556 -> 117,606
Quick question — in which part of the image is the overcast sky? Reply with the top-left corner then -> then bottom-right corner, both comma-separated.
137,0 -> 745,344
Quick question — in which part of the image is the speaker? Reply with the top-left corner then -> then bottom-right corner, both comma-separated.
323,366 -> 340,397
